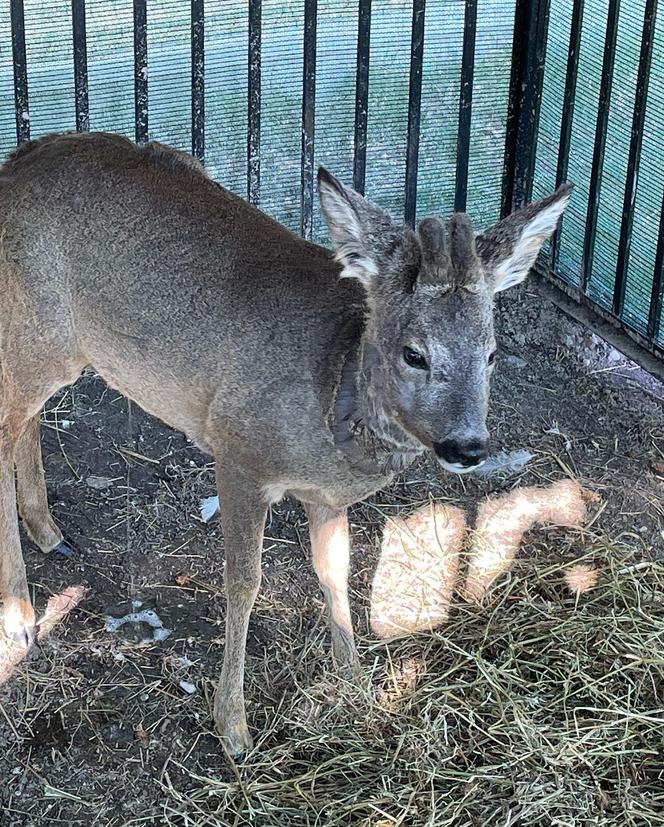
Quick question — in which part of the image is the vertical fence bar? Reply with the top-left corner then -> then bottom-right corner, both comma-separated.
133,0 -> 148,144
580,0 -> 620,293
513,0 -> 550,209
301,0 -> 317,240
191,0 -> 205,162
613,0 -> 657,317
501,0 -> 527,217
353,0 -> 371,195
550,0 -> 584,272
11,0 -> 30,144
247,0 -> 262,204
72,0 -> 89,132
455,0 -> 477,213
647,192 -> 664,342
502,0 -> 550,214
404,0 -> 425,228
527,0 -> 550,206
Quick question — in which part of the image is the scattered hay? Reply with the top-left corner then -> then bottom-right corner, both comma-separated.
156,549 -> 663,827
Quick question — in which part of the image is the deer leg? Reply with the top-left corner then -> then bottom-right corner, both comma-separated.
305,503 -> 358,673
15,415 -> 72,557
213,468 -> 267,758
0,416 -> 35,648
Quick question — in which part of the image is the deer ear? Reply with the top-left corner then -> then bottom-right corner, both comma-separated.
476,184 -> 573,293
317,167 -> 399,287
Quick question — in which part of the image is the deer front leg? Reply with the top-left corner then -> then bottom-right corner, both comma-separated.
213,469 -> 267,758
305,503 -> 358,673
0,422 -> 35,648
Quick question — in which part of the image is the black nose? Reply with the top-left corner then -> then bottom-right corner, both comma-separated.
433,438 -> 489,468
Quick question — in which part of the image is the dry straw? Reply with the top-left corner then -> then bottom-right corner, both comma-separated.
143,547 -> 663,826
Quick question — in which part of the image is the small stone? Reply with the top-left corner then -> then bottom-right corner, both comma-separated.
503,355 -> 528,369
179,680 -> 196,695
86,475 -> 113,490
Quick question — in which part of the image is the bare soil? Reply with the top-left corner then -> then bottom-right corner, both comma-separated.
0,282 -> 662,826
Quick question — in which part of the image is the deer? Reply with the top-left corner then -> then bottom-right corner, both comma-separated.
0,132 -> 571,756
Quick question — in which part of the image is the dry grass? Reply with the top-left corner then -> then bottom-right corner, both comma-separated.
119,542 -> 662,827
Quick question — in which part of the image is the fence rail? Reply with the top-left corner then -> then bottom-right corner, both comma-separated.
5,0 -> 664,368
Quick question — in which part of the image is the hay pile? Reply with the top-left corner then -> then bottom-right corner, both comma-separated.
164,548 -> 662,826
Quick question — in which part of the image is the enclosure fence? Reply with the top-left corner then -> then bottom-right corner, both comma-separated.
3,0 -> 663,366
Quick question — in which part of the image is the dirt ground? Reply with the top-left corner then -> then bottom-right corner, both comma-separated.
0,282 -> 662,826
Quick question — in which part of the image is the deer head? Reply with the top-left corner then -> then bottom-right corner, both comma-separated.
318,168 -> 572,473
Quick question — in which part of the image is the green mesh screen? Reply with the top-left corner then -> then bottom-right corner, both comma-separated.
534,0 -> 664,348
0,1 -> 515,236
1,1 -> 660,352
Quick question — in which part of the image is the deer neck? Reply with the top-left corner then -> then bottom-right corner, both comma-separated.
331,331 -> 424,473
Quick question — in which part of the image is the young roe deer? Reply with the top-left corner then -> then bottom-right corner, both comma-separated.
0,132 -> 571,755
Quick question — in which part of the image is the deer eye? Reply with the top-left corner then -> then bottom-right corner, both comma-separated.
488,349 -> 498,365
403,346 -> 428,370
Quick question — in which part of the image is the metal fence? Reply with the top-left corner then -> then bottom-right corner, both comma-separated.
4,0 -> 664,367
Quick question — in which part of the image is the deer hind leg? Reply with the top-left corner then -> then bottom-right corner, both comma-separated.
15,415 -> 72,556
213,467 -> 267,758
305,503 -> 358,673
0,410 -> 35,648
0,349 -> 83,647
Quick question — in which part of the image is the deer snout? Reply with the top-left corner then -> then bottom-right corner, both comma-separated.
433,437 -> 489,470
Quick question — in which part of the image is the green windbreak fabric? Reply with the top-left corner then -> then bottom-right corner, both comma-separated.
1,1 -> 660,352
534,0 -> 664,347
0,0 -> 515,239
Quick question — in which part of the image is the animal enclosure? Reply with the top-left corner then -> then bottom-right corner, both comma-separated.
0,2 -> 662,826
1,0 -> 663,364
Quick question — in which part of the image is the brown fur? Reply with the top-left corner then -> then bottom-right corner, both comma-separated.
0,132 -> 571,755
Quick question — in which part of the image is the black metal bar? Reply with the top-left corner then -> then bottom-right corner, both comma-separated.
580,0 -> 620,293
11,0 -> 29,144
502,0 -> 550,216
550,0 -> 584,272
512,0 -> 550,209
501,0 -> 527,217
404,0 -> 425,228
647,192 -> 664,342
71,0 -> 89,132
455,0 -> 477,213
191,0 -> 205,162
526,0 -> 551,205
133,0 -> 148,144
301,0 -> 317,240
247,0 -> 262,204
353,0 -> 371,195
613,0 -> 657,317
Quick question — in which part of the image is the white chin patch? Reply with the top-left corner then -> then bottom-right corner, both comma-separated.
437,459 -> 485,475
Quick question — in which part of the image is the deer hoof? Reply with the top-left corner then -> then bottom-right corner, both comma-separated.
219,721 -> 253,760
214,703 -> 253,758
332,628 -> 360,677
3,601 -> 36,650
52,539 -> 76,559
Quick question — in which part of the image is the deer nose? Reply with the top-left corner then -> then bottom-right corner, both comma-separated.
433,438 -> 489,468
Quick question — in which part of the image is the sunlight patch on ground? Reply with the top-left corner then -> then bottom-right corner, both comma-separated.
371,480 -> 599,637
0,586 -> 86,687
370,503 -> 466,638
